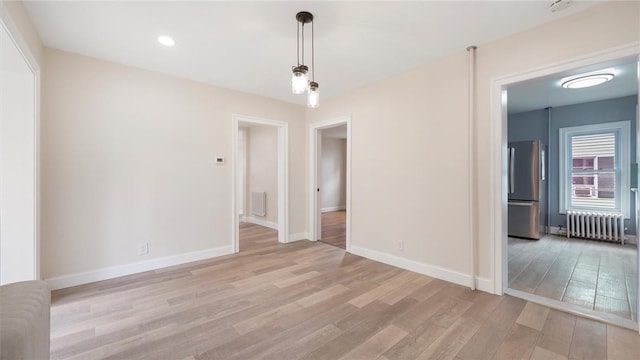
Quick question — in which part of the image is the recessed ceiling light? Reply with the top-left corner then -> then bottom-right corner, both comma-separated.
561,73 -> 614,89
549,0 -> 573,13
157,36 -> 175,47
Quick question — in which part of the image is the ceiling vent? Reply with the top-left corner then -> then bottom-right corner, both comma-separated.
549,0 -> 573,12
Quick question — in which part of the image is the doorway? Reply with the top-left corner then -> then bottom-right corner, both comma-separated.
309,116 -> 351,251
491,44 -> 640,330
318,125 -> 347,249
232,114 -> 288,253
0,14 -> 39,284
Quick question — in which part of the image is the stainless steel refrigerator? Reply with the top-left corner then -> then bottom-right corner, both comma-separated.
508,140 -> 547,239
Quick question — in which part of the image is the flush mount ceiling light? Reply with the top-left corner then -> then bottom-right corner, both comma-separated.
561,73 -> 614,89
291,11 -> 319,108
157,35 -> 175,47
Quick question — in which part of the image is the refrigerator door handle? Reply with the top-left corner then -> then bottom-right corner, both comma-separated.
508,201 -> 534,206
509,147 -> 515,194
541,148 -> 546,181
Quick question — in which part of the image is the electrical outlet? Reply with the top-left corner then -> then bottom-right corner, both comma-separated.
138,242 -> 149,255
397,240 -> 404,250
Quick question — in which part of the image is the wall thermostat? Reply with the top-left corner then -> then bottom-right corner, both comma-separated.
215,156 -> 225,164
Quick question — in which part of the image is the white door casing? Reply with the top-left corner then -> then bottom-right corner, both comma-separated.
490,43 -> 639,330
231,114 -> 288,252
0,8 -> 40,284
309,116 -> 352,251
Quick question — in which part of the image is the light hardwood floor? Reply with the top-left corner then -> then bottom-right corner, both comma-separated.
508,235 -> 638,322
320,210 -> 346,249
50,224 -> 640,360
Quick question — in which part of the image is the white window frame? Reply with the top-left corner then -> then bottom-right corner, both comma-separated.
559,120 -> 631,217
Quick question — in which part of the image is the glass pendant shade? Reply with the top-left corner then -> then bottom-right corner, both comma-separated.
307,82 -> 319,108
291,65 -> 309,94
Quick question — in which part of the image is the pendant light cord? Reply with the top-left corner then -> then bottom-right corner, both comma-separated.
301,23 -> 305,66
296,21 -> 300,66
311,20 -> 315,81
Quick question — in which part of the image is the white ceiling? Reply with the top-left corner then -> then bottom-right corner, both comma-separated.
23,1 -> 604,106
508,57 -> 639,114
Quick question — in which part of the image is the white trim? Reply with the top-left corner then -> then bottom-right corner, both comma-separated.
288,232 -> 309,242
0,3 -> 40,73
45,245 -> 234,290
490,84 -> 509,296
475,277 -> 492,293
243,216 -> 278,230
0,8 -> 41,280
637,96 -> 640,336
467,46 -> 477,291
558,121 -> 631,217
350,245 -> 492,293
490,43 -> 640,319
548,226 -> 566,236
321,206 -> 346,213
309,116 -> 352,252
232,114 -> 289,253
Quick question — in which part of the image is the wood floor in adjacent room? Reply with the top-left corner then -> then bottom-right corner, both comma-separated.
508,235 -> 638,322
320,210 -> 346,249
50,224 -> 639,360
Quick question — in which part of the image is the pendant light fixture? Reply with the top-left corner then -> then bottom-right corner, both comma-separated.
292,11 -> 319,107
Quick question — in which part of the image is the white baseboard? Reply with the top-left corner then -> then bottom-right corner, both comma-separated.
548,226 -> 565,236
45,245 -> 234,290
243,216 -> 278,230
475,277 -> 492,293
289,232 -> 309,242
321,206 -> 346,213
350,245 -> 493,293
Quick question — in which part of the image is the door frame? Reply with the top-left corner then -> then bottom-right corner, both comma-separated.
0,6 -> 41,282
231,114 -> 288,252
309,116 -> 352,251
490,42 -> 639,330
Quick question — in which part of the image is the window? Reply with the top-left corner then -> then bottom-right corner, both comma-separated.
559,121 -> 630,216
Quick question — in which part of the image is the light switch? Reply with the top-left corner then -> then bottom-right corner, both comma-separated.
215,156 -> 225,164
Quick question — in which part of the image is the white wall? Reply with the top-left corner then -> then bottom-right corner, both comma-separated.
308,53 -> 471,281
321,137 -> 346,212
306,1 -> 640,290
41,48 -> 306,284
247,126 -> 278,225
0,18 -> 36,284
